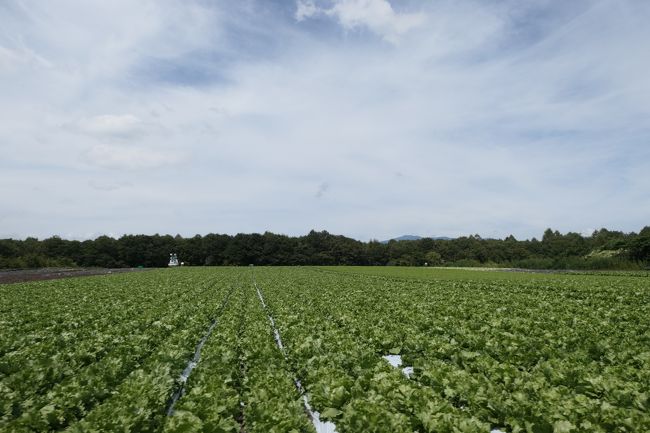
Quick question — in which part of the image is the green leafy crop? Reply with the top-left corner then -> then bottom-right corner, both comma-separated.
1,266 -> 648,432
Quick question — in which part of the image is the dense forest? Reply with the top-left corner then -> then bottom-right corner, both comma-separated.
1,227 -> 649,270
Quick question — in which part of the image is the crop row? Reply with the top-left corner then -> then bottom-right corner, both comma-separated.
2,266 -> 648,432
1,268 -> 240,432
163,272 -> 314,432
255,267 -> 650,432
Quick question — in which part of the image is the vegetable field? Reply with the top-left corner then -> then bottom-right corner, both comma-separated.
1,267 -> 648,433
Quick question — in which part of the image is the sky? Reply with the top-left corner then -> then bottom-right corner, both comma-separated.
1,0 -> 649,241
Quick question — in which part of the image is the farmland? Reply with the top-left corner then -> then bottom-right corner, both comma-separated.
1,267 -> 648,432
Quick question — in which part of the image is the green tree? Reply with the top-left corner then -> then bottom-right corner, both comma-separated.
424,251 -> 442,266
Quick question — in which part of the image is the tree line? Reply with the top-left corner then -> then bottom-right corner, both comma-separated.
0,227 -> 649,270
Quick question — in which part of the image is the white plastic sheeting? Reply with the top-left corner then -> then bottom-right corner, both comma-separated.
300,388 -> 338,433
382,354 -> 414,378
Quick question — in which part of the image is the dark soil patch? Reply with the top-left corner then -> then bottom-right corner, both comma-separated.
0,267 -> 149,284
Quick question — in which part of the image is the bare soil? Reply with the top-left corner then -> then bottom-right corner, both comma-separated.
0,267 -> 149,285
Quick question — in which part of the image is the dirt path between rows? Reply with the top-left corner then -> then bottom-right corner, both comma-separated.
0,267 -> 149,284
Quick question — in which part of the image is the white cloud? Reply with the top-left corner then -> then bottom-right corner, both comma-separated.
88,180 -> 134,191
83,144 -> 182,170
295,0 -> 319,22
77,114 -> 144,138
0,45 -> 20,69
296,0 -> 425,43
0,43 -> 53,71
1,0 -> 649,240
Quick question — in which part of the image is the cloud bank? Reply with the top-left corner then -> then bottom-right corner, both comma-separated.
296,0 -> 425,43
0,0 -> 649,241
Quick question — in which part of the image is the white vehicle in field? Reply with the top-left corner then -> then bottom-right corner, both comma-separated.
168,253 -> 179,267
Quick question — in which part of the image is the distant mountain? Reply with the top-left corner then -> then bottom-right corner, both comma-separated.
389,235 -> 422,242
380,235 -> 452,244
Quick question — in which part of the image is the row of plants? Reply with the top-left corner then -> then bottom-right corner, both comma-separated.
3,267 -> 648,432
163,273 -> 314,432
256,267 -> 491,433
1,272 -> 217,416
256,267 -> 649,432
0,268 -> 237,432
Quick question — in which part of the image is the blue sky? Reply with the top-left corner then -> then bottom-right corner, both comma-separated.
1,0 -> 649,241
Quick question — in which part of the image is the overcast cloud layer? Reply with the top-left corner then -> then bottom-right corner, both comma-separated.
1,0 -> 649,241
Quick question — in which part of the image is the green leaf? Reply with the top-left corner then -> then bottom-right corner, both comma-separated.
553,420 -> 575,433
320,407 -> 343,419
